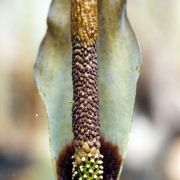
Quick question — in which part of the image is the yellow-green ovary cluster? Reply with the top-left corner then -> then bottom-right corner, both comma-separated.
72,153 -> 103,180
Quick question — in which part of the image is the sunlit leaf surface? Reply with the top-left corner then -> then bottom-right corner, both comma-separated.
34,0 -> 141,179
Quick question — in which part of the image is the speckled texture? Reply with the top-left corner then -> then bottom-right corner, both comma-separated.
71,0 -> 100,157
71,1 -> 102,178
72,40 -> 100,150
71,0 -> 98,44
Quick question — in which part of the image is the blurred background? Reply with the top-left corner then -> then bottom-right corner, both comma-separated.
0,0 -> 180,180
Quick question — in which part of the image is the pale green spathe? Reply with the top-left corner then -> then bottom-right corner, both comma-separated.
98,0 -> 141,159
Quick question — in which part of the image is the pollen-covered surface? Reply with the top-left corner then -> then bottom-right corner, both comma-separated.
71,0 -> 98,45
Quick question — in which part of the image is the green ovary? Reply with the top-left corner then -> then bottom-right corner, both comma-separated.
72,153 -> 104,180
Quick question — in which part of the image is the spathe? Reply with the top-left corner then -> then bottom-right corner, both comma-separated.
34,0 -> 141,179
